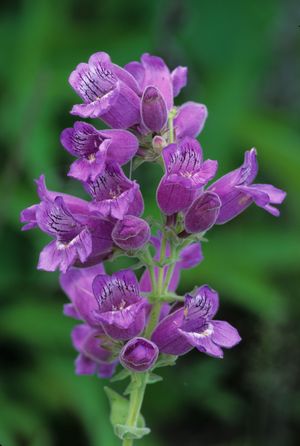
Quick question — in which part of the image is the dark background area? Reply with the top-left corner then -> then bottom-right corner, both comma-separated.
1,0 -> 300,445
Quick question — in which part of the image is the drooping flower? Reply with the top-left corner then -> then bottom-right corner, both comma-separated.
36,196 -> 93,273
184,191 -> 221,234
174,101 -> 208,140
60,122 -> 139,181
111,215 -> 150,251
151,285 -> 241,358
21,175 -> 114,272
69,52 -> 141,128
125,53 -> 187,111
208,148 -> 286,224
72,324 -> 117,378
86,162 -> 144,220
93,269 -> 147,340
60,264 -> 105,327
157,137 -> 218,215
20,175 -> 90,231
120,337 -> 159,372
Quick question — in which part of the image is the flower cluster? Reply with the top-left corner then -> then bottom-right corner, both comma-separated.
21,51 -> 286,441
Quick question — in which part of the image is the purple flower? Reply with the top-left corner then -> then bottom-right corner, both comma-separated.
120,337 -> 159,372
174,102 -> 208,140
69,52 -> 141,128
157,137 -> 218,215
21,175 -> 114,272
184,191 -> 221,234
151,285 -> 241,358
60,122 -> 139,181
60,264 -> 105,327
141,86 -> 168,133
93,270 -> 147,340
20,175 -> 90,231
140,233 -> 203,293
36,196 -> 93,273
125,53 -> 187,111
72,324 -> 117,378
209,148 -> 286,224
112,215 -> 150,251
86,162 -> 144,220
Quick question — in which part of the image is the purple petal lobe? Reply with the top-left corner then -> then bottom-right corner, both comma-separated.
211,320 -> 241,348
174,102 -> 208,139
171,66 -> 188,97
184,285 -> 219,319
60,264 -> 105,327
151,308 -> 192,356
140,53 -> 173,109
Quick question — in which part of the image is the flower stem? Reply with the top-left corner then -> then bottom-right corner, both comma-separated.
122,233 -> 168,445
122,373 -> 148,446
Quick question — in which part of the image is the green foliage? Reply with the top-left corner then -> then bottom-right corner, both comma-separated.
0,0 -> 299,445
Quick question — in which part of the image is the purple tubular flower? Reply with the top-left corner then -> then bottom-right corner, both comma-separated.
174,102 -> 208,140
120,337 -> 159,372
20,175 -> 90,231
125,53 -> 187,110
157,137 -> 218,215
141,86 -> 168,133
140,233 -> 203,293
60,264 -> 105,327
93,270 -> 147,340
151,285 -> 241,358
184,191 -> 221,234
72,324 -> 117,378
21,175 -> 114,271
112,215 -> 150,251
69,52 -> 141,128
86,163 -> 144,220
60,122 -> 139,181
208,148 -> 286,224
36,196 -> 92,273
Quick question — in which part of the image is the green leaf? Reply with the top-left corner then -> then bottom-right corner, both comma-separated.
114,424 -> 151,440
104,387 -> 145,428
154,354 -> 178,369
110,368 -> 131,383
147,373 -> 163,384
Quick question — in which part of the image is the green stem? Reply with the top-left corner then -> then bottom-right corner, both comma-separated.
122,373 -> 148,446
168,113 -> 175,144
157,233 -> 167,296
121,232 -> 169,445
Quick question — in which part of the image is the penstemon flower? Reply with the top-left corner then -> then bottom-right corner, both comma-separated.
21,51 -> 286,445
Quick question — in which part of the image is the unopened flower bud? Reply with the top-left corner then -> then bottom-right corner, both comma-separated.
141,86 -> 168,133
184,191 -> 221,234
112,215 -> 150,251
120,337 -> 159,372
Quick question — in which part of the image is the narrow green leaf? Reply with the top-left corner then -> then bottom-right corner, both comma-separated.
110,368 -> 130,383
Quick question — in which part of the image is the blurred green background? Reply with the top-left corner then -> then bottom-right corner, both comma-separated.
1,0 -> 299,445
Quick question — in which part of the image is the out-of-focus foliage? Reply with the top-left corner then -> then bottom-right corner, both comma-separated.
0,0 -> 299,445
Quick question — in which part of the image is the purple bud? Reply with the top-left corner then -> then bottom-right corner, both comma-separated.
152,135 -> 166,154
184,192 -> 221,233
141,86 -> 168,133
120,337 -> 159,372
112,215 -> 150,251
